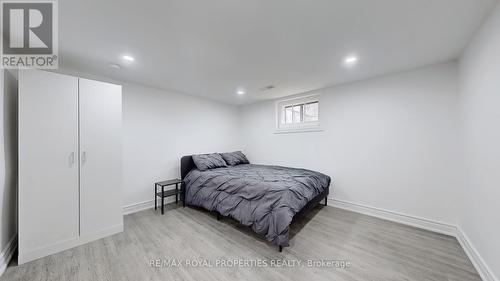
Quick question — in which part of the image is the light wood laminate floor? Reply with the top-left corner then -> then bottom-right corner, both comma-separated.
1,204 -> 481,281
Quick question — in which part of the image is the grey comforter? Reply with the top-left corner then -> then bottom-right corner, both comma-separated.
184,164 -> 331,246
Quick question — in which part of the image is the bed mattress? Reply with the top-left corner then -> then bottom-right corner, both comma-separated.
184,164 -> 331,246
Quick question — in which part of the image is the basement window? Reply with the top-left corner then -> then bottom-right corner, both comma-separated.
276,95 -> 321,133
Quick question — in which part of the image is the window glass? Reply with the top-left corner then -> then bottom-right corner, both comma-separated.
277,96 -> 320,131
284,106 -> 293,124
304,102 -> 318,122
292,105 -> 302,123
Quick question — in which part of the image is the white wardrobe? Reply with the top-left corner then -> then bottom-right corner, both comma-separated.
18,70 -> 123,264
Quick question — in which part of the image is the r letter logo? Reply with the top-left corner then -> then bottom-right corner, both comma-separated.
1,0 -> 58,69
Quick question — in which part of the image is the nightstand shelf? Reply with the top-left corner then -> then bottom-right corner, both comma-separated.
155,189 -> 178,198
154,179 -> 183,214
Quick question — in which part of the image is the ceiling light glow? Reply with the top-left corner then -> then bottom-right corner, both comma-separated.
122,55 -> 135,61
343,55 -> 358,66
236,88 -> 246,95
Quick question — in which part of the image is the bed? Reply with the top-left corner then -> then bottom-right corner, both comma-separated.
180,154 -> 331,251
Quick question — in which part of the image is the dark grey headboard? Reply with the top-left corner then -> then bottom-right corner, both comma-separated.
180,155 -> 196,180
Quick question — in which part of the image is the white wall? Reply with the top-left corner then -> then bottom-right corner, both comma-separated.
52,69 -> 242,210
459,2 -> 500,280
240,62 -> 463,225
122,83 -> 241,208
0,69 -> 18,270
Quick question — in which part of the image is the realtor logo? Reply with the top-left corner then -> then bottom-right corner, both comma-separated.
1,0 -> 58,69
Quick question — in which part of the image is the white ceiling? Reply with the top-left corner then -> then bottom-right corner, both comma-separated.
59,0 -> 497,105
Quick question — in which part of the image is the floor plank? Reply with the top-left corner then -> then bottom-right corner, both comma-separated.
1,205 -> 481,281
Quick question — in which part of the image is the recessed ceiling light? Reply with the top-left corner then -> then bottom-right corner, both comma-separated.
236,87 -> 246,95
122,55 -> 135,62
108,63 -> 121,70
343,55 -> 358,67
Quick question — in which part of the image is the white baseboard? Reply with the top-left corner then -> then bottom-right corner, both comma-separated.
331,198 -> 457,236
331,197 -> 498,281
123,197 -> 175,215
0,234 -> 17,276
456,227 -> 498,281
18,224 -> 123,265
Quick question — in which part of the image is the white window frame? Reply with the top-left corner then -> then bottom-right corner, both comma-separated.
275,94 -> 322,133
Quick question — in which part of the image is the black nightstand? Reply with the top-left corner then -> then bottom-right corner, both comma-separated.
154,179 -> 183,214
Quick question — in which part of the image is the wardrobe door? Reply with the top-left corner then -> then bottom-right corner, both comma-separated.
18,70 -> 79,263
79,79 -> 123,236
